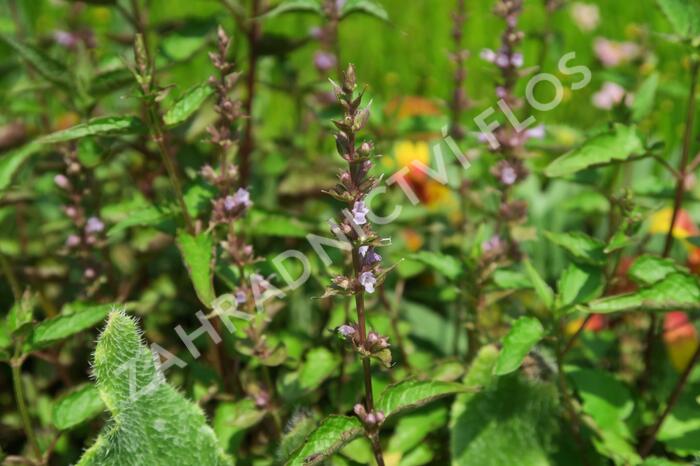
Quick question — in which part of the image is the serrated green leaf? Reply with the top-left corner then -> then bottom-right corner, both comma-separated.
632,73 -> 659,121
26,303 -> 113,351
89,67 -> 134,97
176,231 -> 216,308
410,251 -> 462,280
262,0 -> 323,18
163,84 -> 214,127
0,142 -> 42,191
76,311 -> 230,466
376,379 -> 468,418
287,415 -> 363,466
493,317 -> 544,376
628,254 -> 685,286
657,0 -> 700,37
341,0 -> 389,21
0,34 -> 73,90
39,116 -> 146,144
523,258 -> 554,309
52,384 -> 105,430
588,272 -> 700,313
492,268 -> 532,290
557,263 -> 604,310
545,124 -> 644,177
545,231 -> 606,265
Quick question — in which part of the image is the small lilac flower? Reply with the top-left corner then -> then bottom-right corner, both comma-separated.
54,174 -> 70,190
314,51 -> 337,73
525,125 -> 546,140
594,38 -> 640,68
592,82 -> 626,110
352,201 -> 370,225
235,291 -> 247,304
359,271 -> 376,293
223,195 -> 237,211
482,235 -> 503,253
480,48 -> 497,63
495,52 -> 510,68
496,86 -> 507,98
359,245 -> 382,264
233,188 -> 252,208
338,325 -> 356,337
53,30 -> 78,48
501,165 -> 517,185
66,234 -> 81,248
511,52 -> 524,68
85,216 -> 104,234
570,2 -> 600,31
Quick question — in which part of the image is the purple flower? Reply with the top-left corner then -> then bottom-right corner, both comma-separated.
511,52 -> 524,68
235,291 -> 247,304
359,245 -> 382,264
314,51 -> 337,73
338,325 -> 356,337
54,174 -> 70,190
224,188 -> 252,211
352,201 -> 370,225
53,30 -> 78,48
495,52 -> 510,68
65,234 -> 81,248
482,235 -> 503,253
592,82 -> 626,110
85,217 -> 104,234
480,48 -> 497,63
359,271 -> 377,293
525,125 -> 546,140
501,165 -> 517,185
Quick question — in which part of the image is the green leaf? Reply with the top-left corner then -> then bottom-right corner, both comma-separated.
376,379 -> 469,418
387,405 -> 448,455
492,269 -> 532,290
522,258 -> 554,309
450,346 -> 560,466
163,84 -> 214,127
493,317 -> 544,376
0,142 -> 42,191
26,304 -> 113,351
545,231 -> 606,265
246,209 -> 313,238
340,0 -> 389,21
556,263 -> 604,309
176,231 -> 216,308
89,67 -> 135,97
627,254 -> 684,286
39,116 -> 146,144
632,73 -> 660,121
213,399 -> 265,453
52,384 -> 105,430
287,415 -> 363,466
262,0 -> 323,18
589,272 -> 700,313
409,251 -> 462,280
0,34 -> 73,90
278,347 -> 339,400
657,0 -> 700,37
107,203 -> 176,237
76,311 -> 230,466
545,124 -> 644,177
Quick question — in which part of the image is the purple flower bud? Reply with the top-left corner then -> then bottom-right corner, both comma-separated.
359,245 -> 382,265
367,331 -> 379,344
482,235 -> 503,253
53,30 -> 78,48
314,51 -> 337,73
85,217 -> 104,234
235,291 -> 247,304
353,403 -> 367,418
501,165 -> 517,185
66,234 -> 81,248
366,413 -> 377,424
224,195 -> 237,211
338,325 -> 356,337
234,188 -> 252,208
375,411 -> 385,423
84,268 -> 96,279
352,201 -> 370,225
359,271 -> 376,293
54,174 -> 70,190
525,124 -> 546,140
495,53 -> 510,68
511,52 -> 524,68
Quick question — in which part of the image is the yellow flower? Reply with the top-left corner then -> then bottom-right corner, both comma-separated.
648,208 -> 698,240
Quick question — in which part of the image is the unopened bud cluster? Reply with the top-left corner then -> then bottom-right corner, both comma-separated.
353,403 -> 385,431
337,324 -> 390,359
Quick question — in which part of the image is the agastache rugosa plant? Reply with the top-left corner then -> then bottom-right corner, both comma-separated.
325,64 -> 388,466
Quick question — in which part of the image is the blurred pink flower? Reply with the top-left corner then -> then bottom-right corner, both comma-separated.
592,82 -> 626,110
594,38 -> 640,67
570,3 -> 600,31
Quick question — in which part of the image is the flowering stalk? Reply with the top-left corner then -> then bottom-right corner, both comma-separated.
449,0 -> 468,140
132,34 -> 195,234
326,64 -> 387,466
312,0 -> 343,78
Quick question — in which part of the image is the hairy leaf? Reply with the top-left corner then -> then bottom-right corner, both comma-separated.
545,124 -> 644,177
493,317 -> 544,376
76,311 -> 230,466
26,303 -> 113,351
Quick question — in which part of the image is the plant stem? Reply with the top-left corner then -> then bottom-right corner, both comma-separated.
239,0 -> 262,186
640,58 -> 699,393
639,343 -> 700,457
146,105 -> 195,234
11,346 -> 41,461
636,58 -> 700,454
352,248 -> 385,466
